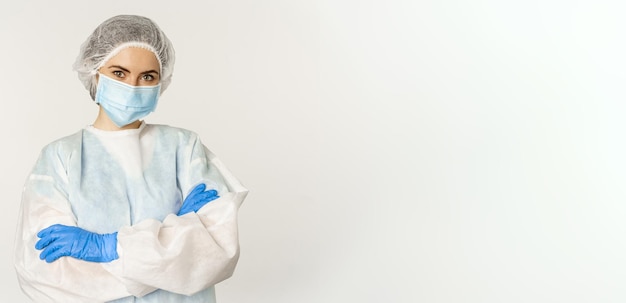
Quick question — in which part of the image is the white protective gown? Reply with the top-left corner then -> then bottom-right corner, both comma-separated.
14,122 -> 248,303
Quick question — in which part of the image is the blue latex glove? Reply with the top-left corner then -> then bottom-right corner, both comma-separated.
35,224 -> 118,263
178,183 -> 220,216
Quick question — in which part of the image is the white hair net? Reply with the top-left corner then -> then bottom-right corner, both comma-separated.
73,15 -> 176,100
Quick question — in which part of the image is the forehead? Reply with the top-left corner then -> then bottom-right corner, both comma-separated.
102,47 -> 160,72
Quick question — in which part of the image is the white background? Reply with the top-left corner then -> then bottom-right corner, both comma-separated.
1,0 -> 626,302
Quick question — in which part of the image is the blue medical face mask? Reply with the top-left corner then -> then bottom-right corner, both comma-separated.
95,73 -> 161,127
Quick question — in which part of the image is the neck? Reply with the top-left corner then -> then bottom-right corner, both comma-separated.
93,106 -> 142,131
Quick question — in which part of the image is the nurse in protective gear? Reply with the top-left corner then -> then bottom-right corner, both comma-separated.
14,15 -> 248,303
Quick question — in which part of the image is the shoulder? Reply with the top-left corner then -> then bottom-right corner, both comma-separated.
32,130 -> 84,174
40,130 -> 84,158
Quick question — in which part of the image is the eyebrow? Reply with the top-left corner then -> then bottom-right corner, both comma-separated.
107,65 -> 130,73
107,65 -> 159,75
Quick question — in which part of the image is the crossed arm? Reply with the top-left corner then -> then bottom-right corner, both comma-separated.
34,184 -> 220,263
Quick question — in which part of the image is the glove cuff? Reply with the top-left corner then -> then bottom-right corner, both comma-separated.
102,232 -> 119,262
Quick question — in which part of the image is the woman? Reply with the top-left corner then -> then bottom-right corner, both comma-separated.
14,15 -> 248,303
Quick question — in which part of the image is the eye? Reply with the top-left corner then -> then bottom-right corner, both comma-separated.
112,70 -> 125,78
142,74 -> 156,81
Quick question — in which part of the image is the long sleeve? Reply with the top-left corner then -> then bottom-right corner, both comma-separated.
14,139 -> 132,303
103,148 -> 248,295
14,126 -> 248,301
